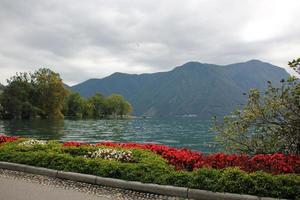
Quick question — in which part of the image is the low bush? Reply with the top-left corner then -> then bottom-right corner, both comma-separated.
0,136 -> 299,199
96,141 -> 300,174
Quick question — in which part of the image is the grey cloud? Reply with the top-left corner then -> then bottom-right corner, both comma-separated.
0,0 -> 299,85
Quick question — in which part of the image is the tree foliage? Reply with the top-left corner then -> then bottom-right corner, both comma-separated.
1,69 -> 68,119
88,93 -> 105,118
1,72 -> 36,119
31,68 -> 69,119
105,94 -> 132,117
214,59 -> 300,155
289,58 -> 300,74
63,93 -> 133,119
63,92 -> 85,119
0,68 -> 132,120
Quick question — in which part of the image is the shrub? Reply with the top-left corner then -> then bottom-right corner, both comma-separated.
191,168 -> 221,191
94,141 -> 300,174
215,168 -> 255,194
0,138 -> 299,199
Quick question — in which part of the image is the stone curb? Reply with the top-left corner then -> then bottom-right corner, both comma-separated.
24,165 -> 58,178
0,161 -> 284,200
0,161 -> 26,172
57,171 -> 96,184
96,177 -> 188,198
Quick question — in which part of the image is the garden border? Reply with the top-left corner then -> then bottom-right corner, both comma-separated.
0,161 -> 284,200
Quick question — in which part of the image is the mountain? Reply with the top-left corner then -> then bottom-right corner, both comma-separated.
71,60 -> 289,118
63,83 -> 71,90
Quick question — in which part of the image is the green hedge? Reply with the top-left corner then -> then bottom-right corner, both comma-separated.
0,140 -> 299,199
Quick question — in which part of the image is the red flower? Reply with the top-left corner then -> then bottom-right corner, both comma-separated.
2,135 -> 299,174
0,135 -> 20,144
96,141 -> 300,174
62,141 -> 88,147
56,140 -> 300,174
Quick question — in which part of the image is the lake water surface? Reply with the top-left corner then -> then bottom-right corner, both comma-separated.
0,118 -> 218,153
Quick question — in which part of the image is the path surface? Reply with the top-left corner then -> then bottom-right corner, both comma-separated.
0,169 -> 185,200
0,177 -> 109,200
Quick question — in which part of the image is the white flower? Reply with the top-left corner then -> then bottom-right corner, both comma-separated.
18,139 -> 47,146
85,148 -> 133,162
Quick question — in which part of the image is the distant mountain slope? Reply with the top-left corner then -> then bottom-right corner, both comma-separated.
63,83 -> 71,90
71,60 -> 289,118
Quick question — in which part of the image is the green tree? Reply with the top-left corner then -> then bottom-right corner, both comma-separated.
213,59 -> 300,155
122,100 -> 133,116
64,92 -> 85,119
289,58 -> 300,74
0,92 -> 3,118
31,68 -> 69,119
0,73 -> 37,119
0,68 -> 133,120
0,84 -> 4,94
82,101 -> 94,118
105,94 -> 132,117
88,93 -> 105,118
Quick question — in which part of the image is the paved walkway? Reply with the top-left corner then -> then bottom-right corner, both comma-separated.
0,176 -> 109,200
0,169 -> 183,200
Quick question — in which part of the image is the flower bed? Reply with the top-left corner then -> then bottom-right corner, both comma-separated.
0,135 -> 19,144
0,136 -> 299,199
63,141 -> 88,147
19,139 -> 47,146
63,141 -> 300,174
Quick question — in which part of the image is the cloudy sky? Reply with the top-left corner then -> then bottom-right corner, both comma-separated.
0,0 -> 299,85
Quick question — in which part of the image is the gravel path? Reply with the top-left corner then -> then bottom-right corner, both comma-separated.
0,169 -> 188,200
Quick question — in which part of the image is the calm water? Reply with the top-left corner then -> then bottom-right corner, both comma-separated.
0,118 -> 218,153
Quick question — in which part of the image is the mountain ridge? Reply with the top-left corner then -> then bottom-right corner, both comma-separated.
71,60 -> 289,118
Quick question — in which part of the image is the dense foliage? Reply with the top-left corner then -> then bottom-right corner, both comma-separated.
0,69 -> 68,119
63,141 -> 300,174
63,92 -> 132,119
214,59 -> 300,155
0,83 -> 4,93
0,136 -> 299,199
289,58 -> 300,74
0,68 -> 132,119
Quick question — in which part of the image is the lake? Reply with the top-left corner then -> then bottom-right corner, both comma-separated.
0,118 -> 218,153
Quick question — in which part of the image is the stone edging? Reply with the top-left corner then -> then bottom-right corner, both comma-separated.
0,161 -> 284,200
